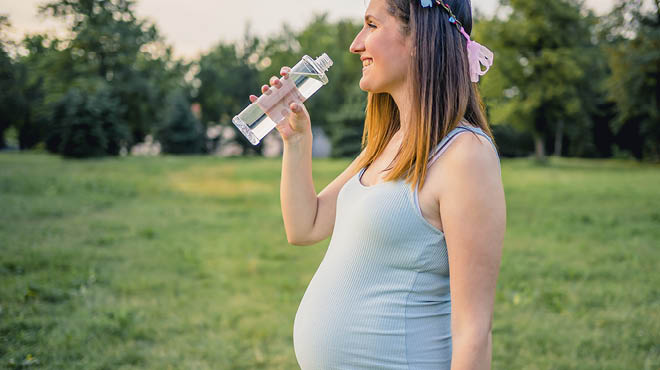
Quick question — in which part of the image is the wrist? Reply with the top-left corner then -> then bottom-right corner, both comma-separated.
283,132 -> 313,147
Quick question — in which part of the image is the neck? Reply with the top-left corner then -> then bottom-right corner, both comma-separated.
388,84 -> 413,138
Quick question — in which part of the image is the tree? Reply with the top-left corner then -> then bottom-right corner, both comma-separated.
194,29 -> 262,154
259,15 -> 363,138
327,83 -> 366,157
476,0 -> 602,161
39,0 -> 185,146
46,86 -> 129,158
0,15 -> 25,149
156,90 -> 205,155
600,0 -> 660,160
11,34 -> 77,150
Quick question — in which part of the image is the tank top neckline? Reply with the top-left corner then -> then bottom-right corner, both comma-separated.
357,167 -> 390,189
355,158 -> 445,235
356,125 -> 484,190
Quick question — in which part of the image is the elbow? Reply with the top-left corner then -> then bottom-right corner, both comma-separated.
287,238 -> 305,246
286,235 -> 313,246
285,226 -> 319,246
453,322 -> 492,348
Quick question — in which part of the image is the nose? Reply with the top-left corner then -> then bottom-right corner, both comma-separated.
349,28 -> 365,55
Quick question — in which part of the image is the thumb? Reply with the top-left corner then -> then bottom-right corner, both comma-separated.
289,103 -> 307,122
288,102 -> 309,130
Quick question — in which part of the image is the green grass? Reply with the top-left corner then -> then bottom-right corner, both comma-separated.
1,153 -> 659,369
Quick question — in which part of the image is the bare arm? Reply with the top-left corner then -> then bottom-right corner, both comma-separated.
252,67 -> 365,246
434,133 -> 505,370
282,143 -> 365,246
279,135 -> 316,245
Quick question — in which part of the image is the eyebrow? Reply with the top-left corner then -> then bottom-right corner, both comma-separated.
364,14 -> 379,22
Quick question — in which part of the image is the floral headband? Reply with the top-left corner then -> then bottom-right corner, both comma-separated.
420,0 -> 493,82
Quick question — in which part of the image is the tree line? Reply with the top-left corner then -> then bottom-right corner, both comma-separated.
0,0 -> 657,161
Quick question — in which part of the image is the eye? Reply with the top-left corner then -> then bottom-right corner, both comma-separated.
367,23 -> 377,28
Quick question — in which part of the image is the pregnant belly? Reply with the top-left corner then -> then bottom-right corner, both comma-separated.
292,276 -> 453,370
292,279 -> 410,369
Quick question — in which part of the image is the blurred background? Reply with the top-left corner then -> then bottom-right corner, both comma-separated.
0,0 -> 658,160
0,0 -> 658,369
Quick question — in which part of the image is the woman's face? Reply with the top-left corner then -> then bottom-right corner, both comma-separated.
350,0 -> 412,95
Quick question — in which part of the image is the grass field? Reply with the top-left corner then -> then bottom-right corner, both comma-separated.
1,153 -> 659,369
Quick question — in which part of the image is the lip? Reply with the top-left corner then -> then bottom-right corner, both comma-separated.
361,56 -> 373,70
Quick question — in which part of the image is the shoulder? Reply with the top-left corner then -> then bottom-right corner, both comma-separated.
443,130 -> 499,171
427,130 -> 501,199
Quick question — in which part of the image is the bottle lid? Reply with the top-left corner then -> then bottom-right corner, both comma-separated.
315,53 -> 333,73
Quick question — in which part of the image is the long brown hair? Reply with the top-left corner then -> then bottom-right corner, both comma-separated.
353,0 -> 495,191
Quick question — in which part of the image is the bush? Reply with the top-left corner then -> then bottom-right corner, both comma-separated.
156,90 -> 206,155
491,124 -> 535,158
327,85 -> 365,158
46,87 -> 129,158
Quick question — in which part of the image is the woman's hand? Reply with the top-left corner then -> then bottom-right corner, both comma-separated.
249,66 -> 312,144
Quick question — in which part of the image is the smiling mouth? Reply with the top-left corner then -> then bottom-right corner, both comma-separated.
362,59 -> 373,68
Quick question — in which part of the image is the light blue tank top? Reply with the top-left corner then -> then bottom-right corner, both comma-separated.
293,126 -> 498,369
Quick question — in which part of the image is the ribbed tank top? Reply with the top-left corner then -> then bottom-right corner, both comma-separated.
293,126 -> 498,369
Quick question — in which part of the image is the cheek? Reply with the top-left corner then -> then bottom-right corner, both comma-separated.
365,37 -> 388,71
368,34 -> 407,64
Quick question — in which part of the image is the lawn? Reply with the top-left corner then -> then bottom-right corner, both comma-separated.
1,153 -> 659,369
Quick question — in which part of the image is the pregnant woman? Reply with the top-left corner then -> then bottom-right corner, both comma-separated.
249,0 -> 505,368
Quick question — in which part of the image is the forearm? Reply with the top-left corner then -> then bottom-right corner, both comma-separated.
280,134 -> 318,244
451,329 -> 492,370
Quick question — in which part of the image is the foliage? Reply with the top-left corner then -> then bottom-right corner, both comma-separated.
45,85 -> 129,158
327,83 -> 367,157
194,34 -> 262,155
0,15 -> 24,149
258,15 -> 363,140
12,35 -> 76,150
2,1 -> 658,160
37,0 -> 187,145
195,35 -> 260,126
490,124 -> 534,157
194,15 -> 363,157
156,90 -> 206,155
600,0 -> 660,160
476,0 -> 604,160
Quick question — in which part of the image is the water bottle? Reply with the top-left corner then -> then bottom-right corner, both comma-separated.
232,53 -> 333,145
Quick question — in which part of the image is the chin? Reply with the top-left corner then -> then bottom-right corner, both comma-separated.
358,81 -> 371,92
359,78 -> 384,94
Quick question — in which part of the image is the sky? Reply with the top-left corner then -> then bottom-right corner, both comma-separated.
1,0 -> 623,60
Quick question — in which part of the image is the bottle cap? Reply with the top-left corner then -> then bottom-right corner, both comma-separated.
315,53 -> 333,73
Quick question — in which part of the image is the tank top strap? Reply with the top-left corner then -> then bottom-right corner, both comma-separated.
428,125 -> 499,168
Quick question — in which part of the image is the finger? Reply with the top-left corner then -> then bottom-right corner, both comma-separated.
261,84 -> 270,95
269,76 -> 279,86
290,102 -> 301,113
249,95 -> 257,103
274,123 -> 287,135
280,66 -> 291,78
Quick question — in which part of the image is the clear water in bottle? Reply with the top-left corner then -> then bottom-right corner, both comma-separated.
232,54 -> 333,145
